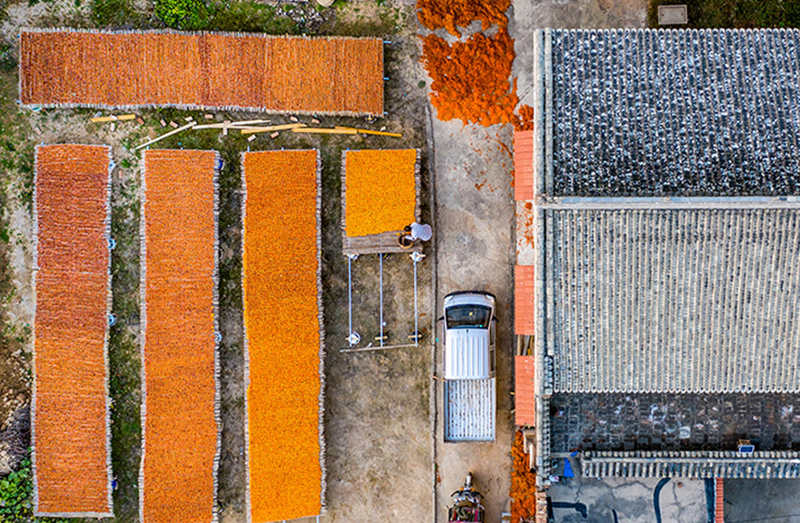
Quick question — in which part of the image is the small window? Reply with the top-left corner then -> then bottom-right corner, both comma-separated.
445,305 -> 491,329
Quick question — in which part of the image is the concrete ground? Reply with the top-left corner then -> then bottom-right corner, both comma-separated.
725,480 -> 800,522
431,115 -> 515,521
549,475 -> 708,523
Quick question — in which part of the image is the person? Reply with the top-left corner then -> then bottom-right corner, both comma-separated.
397,222 -> 432,248
404,222 -> 432,242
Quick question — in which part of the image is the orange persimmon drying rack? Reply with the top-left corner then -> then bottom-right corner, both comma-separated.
339,149 -> 427,353
33,144 -> 114,518
241,150 -> 324,522
19,29 -> 386,116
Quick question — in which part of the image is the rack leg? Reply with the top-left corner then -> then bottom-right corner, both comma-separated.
413,254 -> 418,346
379,254 -> 384,347
410,251 -> 425,345
348,255 -> 353,339
346,254 -> 360,346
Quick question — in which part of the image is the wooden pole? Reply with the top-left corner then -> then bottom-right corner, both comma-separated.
90,114 -> 136,123
355,128 -> 403,138
333,126 -> 402,137
292,127 -> 358,135
134,122 -> 197,151
193,119 -> 272,130
239,123 -> 307,135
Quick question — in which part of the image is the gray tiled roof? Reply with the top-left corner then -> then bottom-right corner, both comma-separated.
582,451 -> 800,479
549,29 -> 800,196
544,208 -> 800,393
550,393 -> 800,453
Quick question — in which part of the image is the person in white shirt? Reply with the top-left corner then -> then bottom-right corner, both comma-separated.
398,222 -> 432,247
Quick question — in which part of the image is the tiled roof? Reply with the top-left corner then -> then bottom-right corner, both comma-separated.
550,392 -> 800,453
514,265 -> 535,335
515,356 -> 536,426
543,208 -> 800,393
548,29 -> 800,196
514,130 -> 534,200
581,451 -> 800,479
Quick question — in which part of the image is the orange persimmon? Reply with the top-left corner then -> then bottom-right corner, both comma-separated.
242,150 -> 322,522
20,31 -> 384,115
141,150 -> 218,523
345,149 -> 417,237
34,144 -> 112,516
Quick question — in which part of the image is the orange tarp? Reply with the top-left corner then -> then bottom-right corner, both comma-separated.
344,149 -> 417,237
20,30 -> 384,116
141,150 -> 219,523
33,144 -> 112,517
242,150 -> 323,522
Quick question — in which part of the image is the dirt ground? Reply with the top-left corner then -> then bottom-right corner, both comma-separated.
0,0 -> 436,521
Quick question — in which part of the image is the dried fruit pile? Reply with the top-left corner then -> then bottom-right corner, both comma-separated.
422,29 -> 521,127
344,149 -> 417,237
141,149 -> 218,523
242,150 -> 322,522
34,144 -> 112,516
418,0 -> 533,127
20,30 -> 384,115
510,430 -> 538,522
417,0 -> 510,36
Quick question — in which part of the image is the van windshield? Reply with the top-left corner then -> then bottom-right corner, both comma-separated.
446,305 -> 491,329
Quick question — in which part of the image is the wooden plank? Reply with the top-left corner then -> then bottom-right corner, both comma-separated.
355,129 -> 402,137
342,230 -> 422,256
336,126 -> 402,138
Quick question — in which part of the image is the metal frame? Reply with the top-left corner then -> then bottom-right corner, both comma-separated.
341,251 -> 426,353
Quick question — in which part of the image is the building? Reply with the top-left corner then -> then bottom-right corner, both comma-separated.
515,28 -> 800,486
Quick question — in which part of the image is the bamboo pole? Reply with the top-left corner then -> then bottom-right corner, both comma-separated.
354,129 -> 403,138
336,126 -> 402,137
239,123 -> 307,135
292,127 -> 358,135
193,119 -> 272,130
91,114 -> 136,123
134,122 -> 197,151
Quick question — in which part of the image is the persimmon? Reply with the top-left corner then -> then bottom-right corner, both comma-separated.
20,31 -> 384,115
141,150 -> 219,523
416,0 -> 511,37
510,430 -> 538,522
344,149 -> 417,237
34,145 -> 112,516
242,151 -> 323,522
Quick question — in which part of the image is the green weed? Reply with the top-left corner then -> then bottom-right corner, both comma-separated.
0,453 -> 69,523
